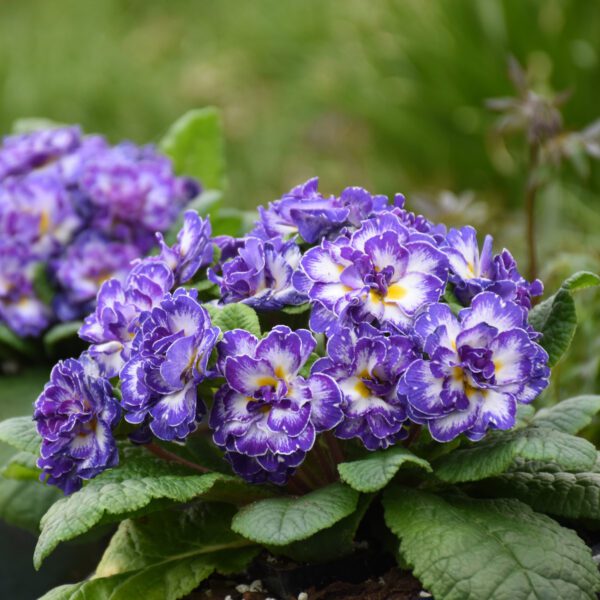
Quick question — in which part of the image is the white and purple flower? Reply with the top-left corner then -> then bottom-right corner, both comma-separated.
155,210 -> 214,285
209,235 -> 306,310
444,226 -> 543,309
210,326 -> 342,484
313,324 -> 418,450
34,352 -> 120,494
252,177 -> 388,243
399,292 -> 550,442
120,288 -> 219,441
78,260 -> 175,376
294,212 -> 449,334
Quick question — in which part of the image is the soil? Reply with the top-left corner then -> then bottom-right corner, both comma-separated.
188,566 -> 426,600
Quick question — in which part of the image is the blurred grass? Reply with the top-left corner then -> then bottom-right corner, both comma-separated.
1,0 -> 599,209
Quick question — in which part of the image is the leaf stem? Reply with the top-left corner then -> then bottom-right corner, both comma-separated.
525,143 -> 540,282
324,431 -> 345,466
145,442 -> 212,474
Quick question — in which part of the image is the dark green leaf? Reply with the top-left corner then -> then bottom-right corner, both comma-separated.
231,482 -> 359,546
531,395 -> 600,434
481,469 -> 600,520
383,487 -> 600,600
433,427 -> 597,483
43,321 -> 83,355
160,107 -> 225,190
1,450 -> 39,480
561,271 -> 600,292
34,446 -> 240,568
40,504 -> 256,600
338,447 -> 431,493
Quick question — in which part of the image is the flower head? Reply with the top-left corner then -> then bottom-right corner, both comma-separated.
399,292 -> 550,442
34,352 -> 120,493
210,326 -> 342,484
155,210 -> 213,285
444,226 -> 543,308
0,126 -> 81,181
121,288 -> 219,441
209,236 -> 306,310
313,324 -> 418,450
252,177 -> 388,243
294,212 -> 449,334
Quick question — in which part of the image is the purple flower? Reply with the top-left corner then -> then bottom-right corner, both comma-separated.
80,142 -> 199,249
294,212 -> 449,334
313,324 -> 418,450
209,236 -> 307,310
390,194 -> 447,242
444,226 -> 543,309
120,288 -> 219,441
34,352 -> 120,493
252,178 -> 388,243
154,210 -> 213,285
79,260 -> 174,376
210,326 -> 342,484
52,233 -> 139,319
0,243 -> 50,336
0,173 -> 81,259
399,292 -> 550,442
0,126 -> 81,181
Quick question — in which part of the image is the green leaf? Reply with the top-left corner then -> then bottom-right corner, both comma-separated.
0,416 -> 41,454
269,494 -> 373,563
204,303 -> 261,338
160,107 -> 225,191
383,487 -> 600,600
40,504 -> 256,600
561,271 -> 600,291
33,261 -> 55,306
529,271 -> 600,367
231,482 -> 359,546
529,289 -> 576,367
1,450 -> 40,480
0,476 -> 62,533
43,321 -> 83,355
34,446 -> 240,568
12,117 -> 65,134
433,427 -> 597,483
531,395 -> 600,434
281,303 -> 311,315
482,469 -> 600,520
338,447 -> 432,493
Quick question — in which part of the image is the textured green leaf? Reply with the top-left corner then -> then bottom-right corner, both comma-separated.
0,476 -> 61,533
1,450 -> 39,480
383,487 -> 600,600
482,469 -> 600,520
531,395 -> 600,434
433,427 -> 597,483
561,271 -> 600,291
231,482 -> 359,546
40,504 -> 256,600
529,289 -> 576,367
34,447 -> 239,568
269,494 -> 373,563
0,416 -> 41,454
37,505 -> 258,600
338,447 -> 431,493
160,107 -> 225,190
204,303 -> 261,338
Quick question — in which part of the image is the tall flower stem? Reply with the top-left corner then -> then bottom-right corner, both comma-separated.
145,442 -> 212,474
525,143 -> 540,282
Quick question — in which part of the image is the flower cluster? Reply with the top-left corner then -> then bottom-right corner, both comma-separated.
0,126 -> 199,336
34,177 -> 550,493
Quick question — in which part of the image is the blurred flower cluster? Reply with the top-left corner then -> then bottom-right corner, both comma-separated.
34,178 -> 549,493
0,126 -> 199,336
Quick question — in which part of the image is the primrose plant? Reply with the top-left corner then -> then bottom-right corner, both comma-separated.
1,174 -> 600,599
